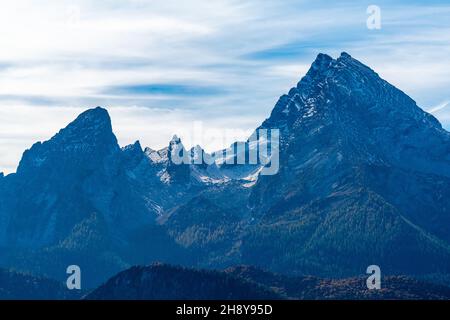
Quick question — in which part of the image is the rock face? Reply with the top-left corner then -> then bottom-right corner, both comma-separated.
244,52 -> 450,276
1,53 -> 450,290
0,107 -> 154,247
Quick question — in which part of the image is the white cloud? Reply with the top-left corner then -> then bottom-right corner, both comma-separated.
428,101 -> 450,130
0,0 -> 450,173
428,101 -> 449,114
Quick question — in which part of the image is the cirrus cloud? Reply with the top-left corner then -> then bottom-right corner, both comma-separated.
0,0 -> 450,173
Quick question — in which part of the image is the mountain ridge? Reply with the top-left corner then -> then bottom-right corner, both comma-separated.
85,263 -> 450,300
1,52 -> 450,290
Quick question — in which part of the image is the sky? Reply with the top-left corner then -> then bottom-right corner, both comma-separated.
0,0 -> 450,173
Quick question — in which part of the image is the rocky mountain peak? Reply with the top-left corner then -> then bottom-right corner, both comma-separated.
17,106 -> 119,174
122,140 -> 145,168
122,140 -> 143,153
263,52 -> 444,135
53,106 -> 116,145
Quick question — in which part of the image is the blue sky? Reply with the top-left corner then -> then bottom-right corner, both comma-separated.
0,0 -> 449,173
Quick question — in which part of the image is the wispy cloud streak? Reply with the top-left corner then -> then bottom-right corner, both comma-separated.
0,0 -> 449,173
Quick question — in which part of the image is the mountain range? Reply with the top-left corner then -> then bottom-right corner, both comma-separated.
85,263 -> 450,300
1,52 -> 450,297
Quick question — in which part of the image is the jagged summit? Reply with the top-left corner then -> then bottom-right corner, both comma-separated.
264,52 -> 444,137
47,106 -> 117,148
170,134 -> 181,143
80,106 -> 109,118
122,140 -> 145,168
296,51 -> 375,91
308,52 -> 333,72
168,135 -> 185,158
296,51 -> 378,90
122,140 -> 143,152
64,106 -> 112,132
339,51 -> 352,59
16,106 -> 119,175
